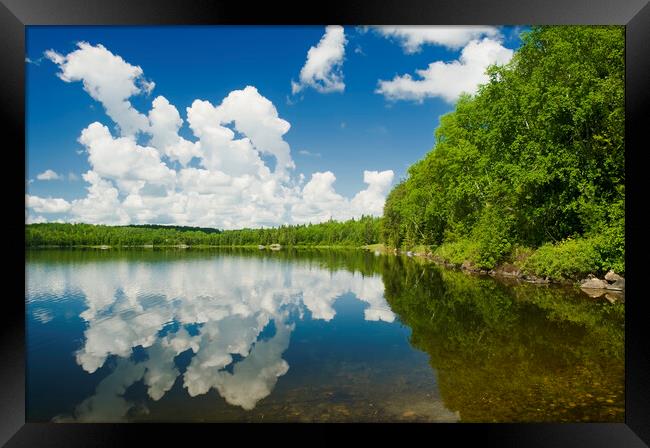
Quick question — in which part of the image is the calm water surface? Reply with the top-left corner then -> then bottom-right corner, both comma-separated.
26,249 -> 624,422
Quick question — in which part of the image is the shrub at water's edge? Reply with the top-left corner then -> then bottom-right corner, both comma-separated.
428,233 -> 623,281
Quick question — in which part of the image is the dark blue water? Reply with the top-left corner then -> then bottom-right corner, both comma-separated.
26,249 -> 624,422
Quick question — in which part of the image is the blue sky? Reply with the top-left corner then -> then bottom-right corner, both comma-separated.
25,25 -> 524,228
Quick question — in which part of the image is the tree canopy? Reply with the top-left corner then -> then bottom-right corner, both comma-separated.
382,26 -> 625,274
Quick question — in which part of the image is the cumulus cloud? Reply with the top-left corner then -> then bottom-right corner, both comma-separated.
34,43 -> 394,229
26,214 -> 47,224
371,25 -> 501,53
376,38 -> 514,103
351,170 -> 395,216
45,42 -> 152,136
79,122 -> 176,187
26,195 -> 72,214
69,171 -> 131,225
187,86 -> 295,177
218,87 -> 295,175
148,96 -> 201,166
292,169 -> 394,223
36,169 -> 61,181
291,25 -> 347,94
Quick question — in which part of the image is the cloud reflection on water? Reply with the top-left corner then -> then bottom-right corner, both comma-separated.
30,255 -> 395,420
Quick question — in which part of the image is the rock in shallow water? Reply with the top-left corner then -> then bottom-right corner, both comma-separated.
605,270 -> 624,282
580,278 -> 608,289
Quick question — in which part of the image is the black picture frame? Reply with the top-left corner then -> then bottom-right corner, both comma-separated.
3,0 -> 649,445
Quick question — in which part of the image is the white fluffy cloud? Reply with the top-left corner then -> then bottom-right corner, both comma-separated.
26,195 -> 72,214
376,38 -> 514,103
351,170 -> 395,217
148,96 -> 201,166
79,122 -> 176,186
217,87 -> 295,175
34,43 -> 394,229
45,42 -> 152,136
186,86 -> 294,177
292,25 -> 347,94
36,169 -> 61,181
69,171 -> 131,225
292,169 -> 394,223
372,25 -> 501,53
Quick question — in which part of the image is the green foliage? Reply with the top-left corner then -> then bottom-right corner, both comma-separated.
382,26 -> 625,273
433,239 -> 480,266
470,206 -> 515,268
25,216 -> 383,248
520,238 -> 601,280
521,233 -> 625,281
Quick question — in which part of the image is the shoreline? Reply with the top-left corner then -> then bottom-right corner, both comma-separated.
25,243 -> 364,250
363,244 -> 625,302
25,243 -> 624,301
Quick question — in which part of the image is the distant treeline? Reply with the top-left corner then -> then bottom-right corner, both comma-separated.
25,216 -> 382,247
126,224 -> 222,234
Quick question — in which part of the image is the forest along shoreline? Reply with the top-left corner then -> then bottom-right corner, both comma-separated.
24,222 -> 624,304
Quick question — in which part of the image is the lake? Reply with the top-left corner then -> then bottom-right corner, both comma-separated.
25,249 -> 624,422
